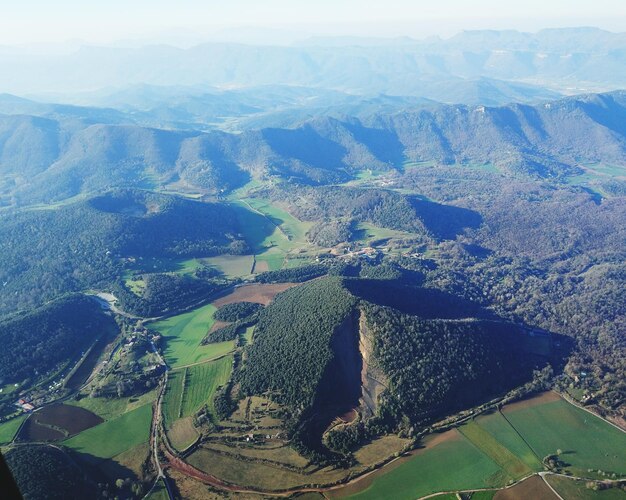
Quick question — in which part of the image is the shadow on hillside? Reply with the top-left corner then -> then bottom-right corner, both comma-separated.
410,196 -> 483,240
345,279 -> 490,319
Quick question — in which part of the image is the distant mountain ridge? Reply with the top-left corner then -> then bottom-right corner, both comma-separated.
1,91 -> 625,206
0,28 -> 624,96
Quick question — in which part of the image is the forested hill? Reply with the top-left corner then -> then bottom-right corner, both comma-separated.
240,276 -> 550,453
0,190 -> 246,315
1,91 -> 626,206
0,295 -> 116,387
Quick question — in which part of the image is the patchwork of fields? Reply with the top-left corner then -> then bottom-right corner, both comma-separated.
163,356 -> 233,427
63,403 -> 153,459
336,392 -> 626,499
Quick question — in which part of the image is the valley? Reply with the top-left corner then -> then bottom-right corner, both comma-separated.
0,29 -> 625,497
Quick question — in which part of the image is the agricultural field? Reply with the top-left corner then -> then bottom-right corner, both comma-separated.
63,403 -> 152,459
331,393 -> 626,499
545,475 -> 626,499
99,441 -> 152,484
231,198 -> 314,272
213,282 -> 296,307
0,415 -> 25,444
163,356 -> 233,426
149,302 -> 235,368
340,430 -> 504,500
69,389 -> 157,421
492,475 -> 557,500
202,254 -> 255,278
352,222 -> 416,246
501,397 -> 626,478
17,404 -> 102,442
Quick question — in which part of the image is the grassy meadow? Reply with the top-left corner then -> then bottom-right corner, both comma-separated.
149,302 -> 235,368
63,403 -> 152,459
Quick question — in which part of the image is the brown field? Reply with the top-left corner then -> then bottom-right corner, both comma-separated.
252,260 -> 270,273
18,404 -> 102,441
353,435 -> 411,466
208,320 -> 229,334
168,417 -> 199,451
205,442 -> 310,468
213,283 -> 296,307
167,468 -> 267,500
17,419 -> 66,441
186,447 -> 348,490
501,391 -> 561,413
494,475 -> 558,500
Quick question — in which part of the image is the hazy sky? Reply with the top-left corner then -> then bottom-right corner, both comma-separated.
1,0 -> 625,46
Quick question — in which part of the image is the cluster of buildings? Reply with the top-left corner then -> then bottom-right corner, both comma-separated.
15,397 -> 35,413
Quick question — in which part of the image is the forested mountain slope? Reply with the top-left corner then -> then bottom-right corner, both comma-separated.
1,92 -> 625,206
0,190 -> 246,315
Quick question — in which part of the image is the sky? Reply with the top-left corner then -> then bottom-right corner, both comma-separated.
1,0 -> 625,47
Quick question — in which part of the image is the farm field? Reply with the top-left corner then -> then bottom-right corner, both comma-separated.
163,355 -> 233,426
63,403 -> 152,459
149,302 -> 235,368
203,254 -> 254,278
187,446 -> 348,490
342,430 -> 504,500
167,417 -> 198,451
545,475 -> 626,499
99,441 -> 152,483
0,415 -> 25,444
241,198 -> 311,248
213,283 -> 296,307
231,198 -> 314,272
69,389 -> 157,421
474,410 -> 542,471
492,475 -> 557,500
352,222 -> 415,245
17,404 -> 102,442
502,398 -> 626,478
333,392 -> 626,499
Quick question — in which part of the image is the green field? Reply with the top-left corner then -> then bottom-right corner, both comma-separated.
474,411 -> 542,471
149,302 -> 235,368
243,326 -> 255,345
163,356 -> 233,426
203,255 -> 255,278
346,395 -> 626,499
63,403 -> 152,459
0,415 -> 25,444
352,222 -> 415,245
69,390 -> 157,421
546,475 -> 626,499
349,432 -> 503,500
459,421 -> 533,479
233,198 -> 312,260
503,399 -> 626,478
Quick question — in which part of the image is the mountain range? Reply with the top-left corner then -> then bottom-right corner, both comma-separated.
1,91 -> 625,206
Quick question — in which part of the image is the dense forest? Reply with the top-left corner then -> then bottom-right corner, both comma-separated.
362,304 -> 545,424
0,189 -> 246,316
113,273 -> 228,317
240,277 -> 357,410
4,445 -> 99,499
0,295 -> 117,385
213,302 -> 263,322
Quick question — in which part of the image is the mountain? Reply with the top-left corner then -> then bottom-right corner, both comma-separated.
0,28 -> 624,97
1,91 -> 625,206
